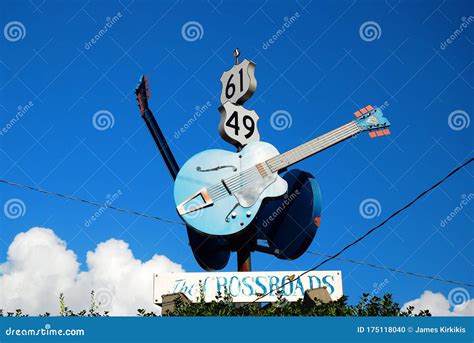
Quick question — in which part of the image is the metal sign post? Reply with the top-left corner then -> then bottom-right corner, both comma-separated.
218,49 -> 260,272
237,245 -> 252,272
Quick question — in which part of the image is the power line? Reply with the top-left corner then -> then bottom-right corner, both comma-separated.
307,250 -> 474,288
0,179 -> 184,226
2,159 -> 472,291
252,158 -> 474,302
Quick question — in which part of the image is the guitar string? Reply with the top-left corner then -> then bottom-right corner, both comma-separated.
208,168 -> 255,191
210,124 -> 359,201
278,114 -> 382,167
218,170 -> 258,194
267,122 -> 358,171
208,125 -> 359,201
209,170 -> 260,200
209,122 -> 357,196
207,168 -> 256,195
211,174 -> 261,202
204,124 -> 361,209
206,166 -> 257,191
208,172 -> 256,198
267,125 -> 358,172
267,127 -> 359,172
266,125 -> 359,173
208,172 -> 258,200
266,122 -> 356,170
184,115 -> 369,209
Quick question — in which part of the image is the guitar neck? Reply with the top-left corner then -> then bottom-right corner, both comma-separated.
266,120 -> 360,173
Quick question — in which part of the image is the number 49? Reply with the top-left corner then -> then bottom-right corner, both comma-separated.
225,111 -> 255,139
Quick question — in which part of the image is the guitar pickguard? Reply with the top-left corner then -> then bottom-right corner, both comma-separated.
233,174 -> 277,208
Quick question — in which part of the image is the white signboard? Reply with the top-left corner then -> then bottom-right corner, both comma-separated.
154,271 -> 342,304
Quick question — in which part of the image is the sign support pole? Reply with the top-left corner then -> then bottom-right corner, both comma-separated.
237,248 -> 251,272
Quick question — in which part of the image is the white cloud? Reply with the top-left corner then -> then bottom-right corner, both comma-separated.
403,290 -> 474,316
0,227 -> 184,316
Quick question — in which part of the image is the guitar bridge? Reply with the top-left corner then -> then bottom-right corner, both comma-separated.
176,188 -> 213,215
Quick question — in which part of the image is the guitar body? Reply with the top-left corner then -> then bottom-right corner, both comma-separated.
175,106 -> 390,237
174,141 -> 288,236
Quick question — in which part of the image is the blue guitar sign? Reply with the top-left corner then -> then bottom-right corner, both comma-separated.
174,105 -> 391,236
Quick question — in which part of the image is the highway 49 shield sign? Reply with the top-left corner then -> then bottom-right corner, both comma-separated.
218,101 -> 260,147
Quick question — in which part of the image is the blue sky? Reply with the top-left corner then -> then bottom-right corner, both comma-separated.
0,0 -> 473,311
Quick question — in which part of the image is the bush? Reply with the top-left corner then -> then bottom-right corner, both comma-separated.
0,289 -> 430,317
138,289 -> 431,317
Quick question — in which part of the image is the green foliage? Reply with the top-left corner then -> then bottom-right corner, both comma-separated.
0,291 -> 109,317
150,291 -> 431,317
0,289 -> 431,317
0,309 -> 28,317
57,291 -> 109,317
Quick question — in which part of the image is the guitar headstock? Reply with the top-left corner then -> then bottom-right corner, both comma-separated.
135,75 -> 151,116
354,105 -> 391,138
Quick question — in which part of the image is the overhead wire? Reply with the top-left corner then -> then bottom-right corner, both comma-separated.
1,159 -> 472,292
251,158 -> 474,302
0,179 -> 184,226
306,250 -> 474,288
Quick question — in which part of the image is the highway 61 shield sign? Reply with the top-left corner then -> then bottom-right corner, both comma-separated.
220,59 -> 257,105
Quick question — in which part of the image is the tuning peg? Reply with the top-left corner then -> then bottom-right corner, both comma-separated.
368,129 -> 390,138
355,105 -> 374,117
